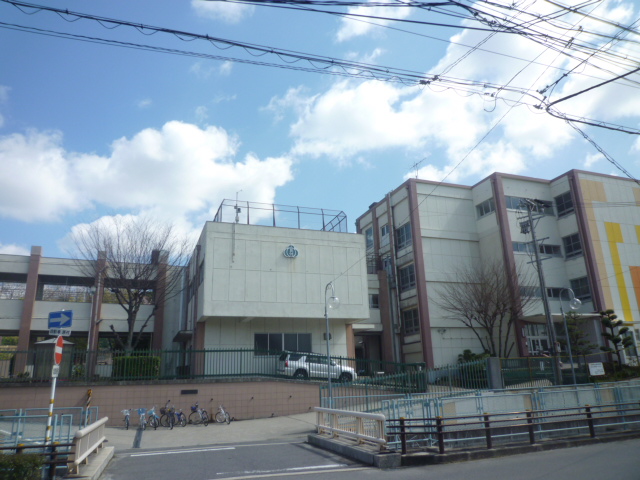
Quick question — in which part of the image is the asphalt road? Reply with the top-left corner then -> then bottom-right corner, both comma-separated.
102,437 -> 640,480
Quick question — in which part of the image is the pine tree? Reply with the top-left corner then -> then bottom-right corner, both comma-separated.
599,309 -> 633,370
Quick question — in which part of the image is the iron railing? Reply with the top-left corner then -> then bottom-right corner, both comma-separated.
0,348 -> 424,384
321,359 -> 489,410
386,401 -> 640,454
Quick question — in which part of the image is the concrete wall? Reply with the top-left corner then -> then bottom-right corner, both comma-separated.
0,380 -> 323,427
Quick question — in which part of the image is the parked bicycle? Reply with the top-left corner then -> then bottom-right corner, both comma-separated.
188,402 -> 209,426
136,407 -> 148,430
215,404 -> 231,424
160,400 -> 187,428
147,405 -> 160,430
122,409 -> 132,430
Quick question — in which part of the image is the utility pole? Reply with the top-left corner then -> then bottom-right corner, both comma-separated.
519,199 -> 563,385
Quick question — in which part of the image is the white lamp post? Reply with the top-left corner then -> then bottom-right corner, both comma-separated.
324,281 -> 339,408
560,288 -> 581,385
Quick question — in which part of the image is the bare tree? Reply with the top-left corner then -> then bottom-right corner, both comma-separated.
435,260 -> 538,358
70,215 -> 192,353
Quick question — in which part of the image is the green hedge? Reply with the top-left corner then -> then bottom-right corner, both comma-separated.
0,453 -> 43,480
113,355 -> 161,379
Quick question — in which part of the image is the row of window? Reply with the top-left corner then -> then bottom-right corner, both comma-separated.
364,223 -> 412,252
476,191 -> 575,219
519,277 -> 592,301
513,232 -> 582,259
397,275 -> 591,339
254,332 -> 312,353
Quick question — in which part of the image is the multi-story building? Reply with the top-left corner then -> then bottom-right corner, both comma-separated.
357,170 -> 640,368
0,201 -> 370,377
183,201 -> 370,372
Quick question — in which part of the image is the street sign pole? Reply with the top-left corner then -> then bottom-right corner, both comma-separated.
45,335 -> 64,445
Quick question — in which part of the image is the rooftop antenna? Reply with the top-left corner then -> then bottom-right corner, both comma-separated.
411,157 -> 427,178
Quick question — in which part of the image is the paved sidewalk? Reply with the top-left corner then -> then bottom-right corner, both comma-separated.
105,411 -> 318,451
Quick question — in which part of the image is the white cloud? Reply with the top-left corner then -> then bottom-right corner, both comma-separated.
0,130 -> 83,221
0,243 -> 29,255
195,105 -> 209,123
191,0 -> 254,24
584,152 -> 604,169
0,85 -> 9,129
0,121 -> 294,224
271,0 -> 639,183
137,99 -> 152,109
336,2 -> 413,42
219,61 -> 233,76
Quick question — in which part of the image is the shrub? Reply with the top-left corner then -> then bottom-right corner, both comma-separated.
0,453 -> 43,480
112,355 -> 160,379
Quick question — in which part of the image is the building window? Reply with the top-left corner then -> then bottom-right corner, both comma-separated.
539,244 -> 562,256
365,227 -> 374,251
513,241 -> 534,254
369,294 -> 380,309
513,242 -> 562,257
546,287 -> 563,299
555,191 -> 574,217
570,277 -> 592,301
0,282 -> 27,300
505,196 -> 554,215
366,255 -> 378,275
562,233 -> 583,259
395,223 -> 412,250
402,308 -> 420,335
476,198 -> 496,218
380,224 -> 390,248
382,255 -> 393,276
254,333 -> 311,354
398,264 -> 416,292
520,286 -> 541,298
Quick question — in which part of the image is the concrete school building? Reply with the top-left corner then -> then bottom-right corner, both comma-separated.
0,201 -> 370,377
357,170 -> 640,368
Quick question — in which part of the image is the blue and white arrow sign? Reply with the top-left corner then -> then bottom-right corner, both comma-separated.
48,311 -> 73,336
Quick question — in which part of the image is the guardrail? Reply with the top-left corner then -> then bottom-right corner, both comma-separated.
386,402 -> 640,454
314,407 -> 387,450
67,416 -> 108,475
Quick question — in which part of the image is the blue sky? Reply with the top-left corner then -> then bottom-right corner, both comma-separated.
1,0 -> 639,258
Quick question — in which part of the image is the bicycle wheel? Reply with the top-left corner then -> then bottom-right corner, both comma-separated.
125,417 -> 129,430
189,411 -> 200,425
168,413 -> 175,430
149,416 -> 158,430
224,412 -> 231,425
215,410 -> 226,423
202,411 -> 209,426
179,414 -> 187,427
160,414 -> 169,428
141,418 -> 146,430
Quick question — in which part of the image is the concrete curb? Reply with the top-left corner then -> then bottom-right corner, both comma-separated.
308,434 -> 401,468
65,446 -> 114,480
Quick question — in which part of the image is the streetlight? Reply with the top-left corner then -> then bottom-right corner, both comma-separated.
324,281 -> 339,408
560,288 -> 581,385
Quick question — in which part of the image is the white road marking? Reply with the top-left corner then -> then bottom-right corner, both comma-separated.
210,466 -> 369,480
130,447 -> 235,457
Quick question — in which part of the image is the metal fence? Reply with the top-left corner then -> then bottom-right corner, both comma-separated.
379,379 -> 640,450
0,347 -> 425,384
321,359 -> 489,410
0,407 -> 99,447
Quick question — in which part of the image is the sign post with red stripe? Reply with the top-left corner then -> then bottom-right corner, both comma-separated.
45,336 -> 64,445
54,335 -> 63,365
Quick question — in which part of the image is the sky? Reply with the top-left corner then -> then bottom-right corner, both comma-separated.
0,0 -> 639,258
